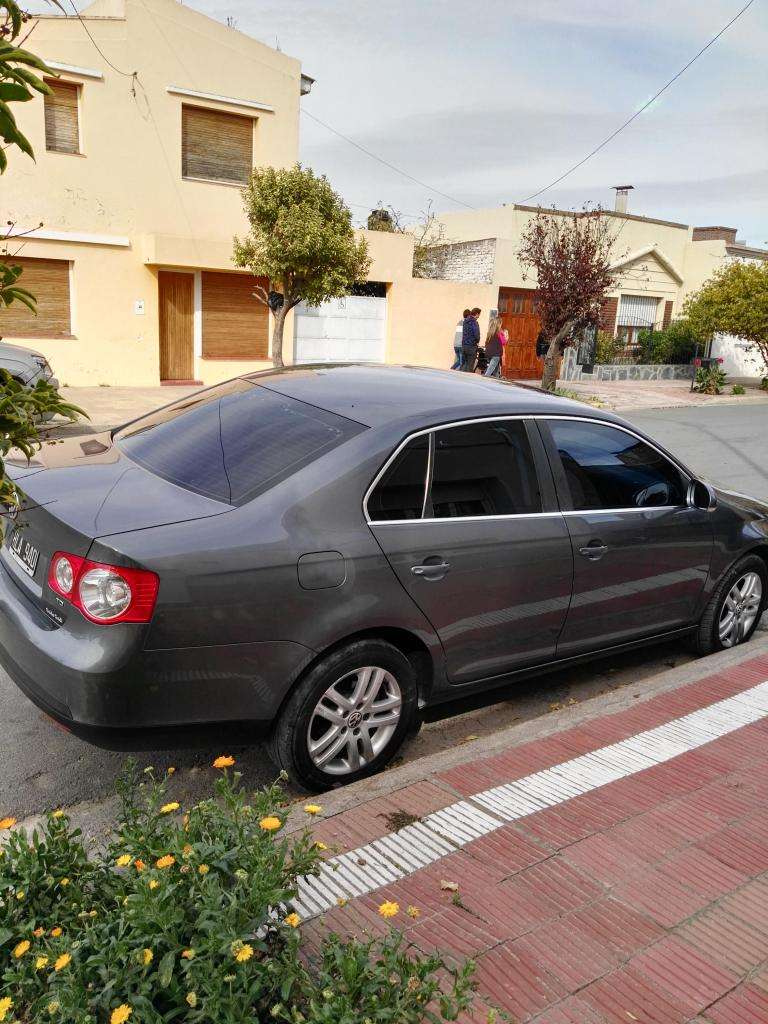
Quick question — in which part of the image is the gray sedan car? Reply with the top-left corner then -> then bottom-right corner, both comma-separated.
0,340 -> 59,390
1,365 -> 766,789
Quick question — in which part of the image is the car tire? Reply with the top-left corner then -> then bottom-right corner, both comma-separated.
268,639 -> 419,791
690,554 -> 767,656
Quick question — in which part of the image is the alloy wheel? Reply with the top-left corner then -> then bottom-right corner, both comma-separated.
718,571 -> 763,647
307,666 -> 402,776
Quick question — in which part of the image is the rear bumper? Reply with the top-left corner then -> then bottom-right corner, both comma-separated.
0,561 -> 315,729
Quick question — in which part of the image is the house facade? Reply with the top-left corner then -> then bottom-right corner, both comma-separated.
4,0 -> 307,386
431,203 -> 768,380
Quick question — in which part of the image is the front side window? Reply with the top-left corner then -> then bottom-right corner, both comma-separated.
430,420 -> 542,518
181,104 -> 253,184
367,436 -> 428,521
547,419 -> 687,511
44,79 -> 80,154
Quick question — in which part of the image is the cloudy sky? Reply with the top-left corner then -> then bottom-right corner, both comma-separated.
194,1 -> 766,242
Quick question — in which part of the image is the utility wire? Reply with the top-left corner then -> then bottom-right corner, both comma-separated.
67,0 -> 137,79
518,0 -> 756,204
301,108 -> 474,210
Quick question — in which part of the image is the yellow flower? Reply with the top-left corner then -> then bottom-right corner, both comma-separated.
47,1002 -> 60,1016
50,927 -> 62,937
181,948 -> 195,960
304,804 -> 322,815
234,942 -> 254,963
182,843 -> 193,857
259,816 -> 282,832
378,901 -> 399,919
110,1005 -> 133,1024
0,817 -> 16,831
134,859 -> 146,872
116,854 -> 132,867
15,890 -> 24,900
314,841 -> 328,851
59,878 -> 70,887
51,809 -> 65,819
0,997 -> 13,1022
198,863 -> 210,875
33,927 -> 45,938
167,766 -> 176,775
36,955 -> 50,970
54,952 -> 71,971
149,879 -> 160,890
160,802 -> 180,815
186,992 -> 198,1008
213,754 -> 235,769
337,898 -> 348,908
13,939 -> 31,958
141,948 -> 153,966
156,855 -> 175,869
407,905 -> 421,919
285,912 -> 300,928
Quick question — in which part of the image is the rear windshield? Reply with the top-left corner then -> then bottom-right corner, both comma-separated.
115,380 -> 366,504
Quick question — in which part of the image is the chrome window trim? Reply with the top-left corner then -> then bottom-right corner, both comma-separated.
362,413 -> 692,527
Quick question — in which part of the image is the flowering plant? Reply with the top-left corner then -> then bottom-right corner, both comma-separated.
0,762 -> 474,1022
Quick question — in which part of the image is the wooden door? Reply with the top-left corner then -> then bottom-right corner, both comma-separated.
499,287 -> 543,380
159,271 -> 194,381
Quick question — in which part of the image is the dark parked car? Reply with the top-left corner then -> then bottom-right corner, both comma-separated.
1,365 -> 766,790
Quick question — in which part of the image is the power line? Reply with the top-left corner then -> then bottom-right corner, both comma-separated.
518,0 -> 756,204
66,0 -> 137,79
301,108 -> 474,210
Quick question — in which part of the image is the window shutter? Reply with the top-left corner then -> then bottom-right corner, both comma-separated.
0,258 -> 71,338
617,295 -> 660,328
182,105 -> 253,184
201,272 -> 269,359
44,80 -> 80,153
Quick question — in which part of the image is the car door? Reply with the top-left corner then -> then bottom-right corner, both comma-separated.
366,417 -> 574,684
537,416 -> 714,658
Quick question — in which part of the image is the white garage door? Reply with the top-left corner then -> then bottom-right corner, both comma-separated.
294,294 -> 387,364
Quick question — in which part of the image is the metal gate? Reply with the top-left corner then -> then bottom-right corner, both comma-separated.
294,291 -> 387,364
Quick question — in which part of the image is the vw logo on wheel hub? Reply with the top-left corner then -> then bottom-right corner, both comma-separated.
347,710 -> 363,728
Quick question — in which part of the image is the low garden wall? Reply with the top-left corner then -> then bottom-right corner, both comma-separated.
560,346 -> 694,382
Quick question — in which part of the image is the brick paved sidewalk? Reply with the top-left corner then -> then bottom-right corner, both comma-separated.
300,653 -> 768,1023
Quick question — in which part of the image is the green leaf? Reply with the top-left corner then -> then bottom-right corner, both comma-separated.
158,949 -> 175,987
0,82 -> 31,102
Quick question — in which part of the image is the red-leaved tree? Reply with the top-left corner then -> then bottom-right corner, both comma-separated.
518,208 -> 619,390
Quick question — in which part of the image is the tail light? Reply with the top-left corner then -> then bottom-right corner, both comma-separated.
48,552 -> 159,624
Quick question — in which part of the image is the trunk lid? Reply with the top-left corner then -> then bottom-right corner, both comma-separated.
1,432 -> 231,617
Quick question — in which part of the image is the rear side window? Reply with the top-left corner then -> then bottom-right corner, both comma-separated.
547,419 -> 687,510
367,436 -> 428,521
116,380 -> 366,504
430,420 -> 542,518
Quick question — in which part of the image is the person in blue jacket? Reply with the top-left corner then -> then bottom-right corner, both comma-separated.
461,307 -> 481,372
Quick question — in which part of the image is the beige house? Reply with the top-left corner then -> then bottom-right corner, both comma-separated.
432,197 -> 768,379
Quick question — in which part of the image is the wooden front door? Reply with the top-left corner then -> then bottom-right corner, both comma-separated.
499,287 -> 543,380
159,271 -> 194,381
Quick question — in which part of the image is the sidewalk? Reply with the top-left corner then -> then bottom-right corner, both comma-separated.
296,645 -> 768,1023
551,377 -> 768,412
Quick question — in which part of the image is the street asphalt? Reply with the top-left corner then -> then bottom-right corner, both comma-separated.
1,402 -> 767,825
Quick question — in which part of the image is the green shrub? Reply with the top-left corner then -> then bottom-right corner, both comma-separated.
731,384 -> 746,396
0,763 -> 474,1024
694,366 -> 727,395
761,376 -> 768,392
635,320 -> 702,365
594,330 -> 618,364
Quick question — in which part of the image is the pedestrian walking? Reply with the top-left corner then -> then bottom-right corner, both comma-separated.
461,307 -> 481,372
451,309 -> 470,369
484,315 -> 505,377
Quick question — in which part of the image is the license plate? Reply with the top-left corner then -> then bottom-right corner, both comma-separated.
8,528 -> 40,578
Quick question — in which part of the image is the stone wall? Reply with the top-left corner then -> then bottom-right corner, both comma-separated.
561,345 -> 694,382
421,238 -> 496,284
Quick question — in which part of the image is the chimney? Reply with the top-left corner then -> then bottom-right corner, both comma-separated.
613,185 -> 634,214
692,226 -> 738,243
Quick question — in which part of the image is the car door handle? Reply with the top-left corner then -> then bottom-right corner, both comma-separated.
579,543 -> 608,561
411,561 -> 451,579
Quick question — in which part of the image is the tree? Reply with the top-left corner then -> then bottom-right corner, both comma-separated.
233,165 -> 370,369
0,0 -> 83,505
518,208 -> 618,391
366,202 -> 452,279
683,260 -> 768,376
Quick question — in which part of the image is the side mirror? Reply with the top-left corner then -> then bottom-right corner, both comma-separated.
690,479 -> 717,512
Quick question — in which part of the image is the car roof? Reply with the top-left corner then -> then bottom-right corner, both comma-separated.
244,363 -> 622,431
